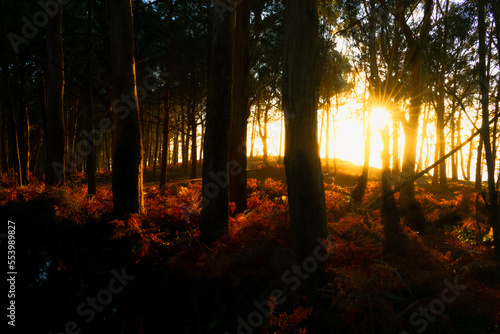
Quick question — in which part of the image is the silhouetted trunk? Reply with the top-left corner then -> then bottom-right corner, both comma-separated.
437,85 -> 447,187
478,0 -> 500,280
451,113 -> 458,180
392,114 -> 400,179
110,0 -> 144,217
45,4 -> 66,186
417,104 -> 428,173
189,83 -> 197,180
200,1 -> 234,244
325,105 -> 330,173
86,0 -> 96,195
160,88 -> 170,191
395,0 -> 433,230
153,103 -> 161,176
283,0 -> 328,257
257,101 -> 269,166
229,0 -> 251,214
15,67 -> 29,185
475,137 -> 483,190
249,116 -> 255,161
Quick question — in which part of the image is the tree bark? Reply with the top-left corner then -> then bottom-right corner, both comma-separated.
153,103 -> 161,176
45,3 -> 66,186
160,88 -> 170,191
110,0 -> 144,217
190,82 -> 197,180
283,0 -> 328,257
478,0 -> 500,280
395,0 -> 433,228
86,0 -> 96,195
229,0 -> 251,214
200,1 -> 235,244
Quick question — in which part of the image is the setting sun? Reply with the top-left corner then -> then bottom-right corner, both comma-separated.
371,107 -> 391,130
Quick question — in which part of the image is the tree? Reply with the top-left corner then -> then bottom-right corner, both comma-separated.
283,0 -> 328,257
45,2 -> 66,187
110,0 -> 144,217
478,0 -> 500,280
200,1 -> 235,244
86,0 -> 96,196
229,0 -> 251,215
394,0 -> 433,229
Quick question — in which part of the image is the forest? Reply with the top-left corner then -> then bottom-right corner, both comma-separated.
1,0 -> 500,333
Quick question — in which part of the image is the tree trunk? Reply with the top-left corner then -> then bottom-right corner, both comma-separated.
478,0 -> 500,279
190,83 -> 197,180
396,0 -> 433,226
86,0 -> 96,195
15,67 -> 29,185
229,0 -> 251,214
451,112 -> 458,180
475,137 -> 483,190
200,1 -> 234,244
45,3 -> 66,186
392,113 -> 400,179
249,115 -> 255,161
283,0 -> 328,257
417,103 -> 428,173
153,103 -> 161,176
435,85 -> 447,187
160,88 -> 170,191
110,0 -> 144,217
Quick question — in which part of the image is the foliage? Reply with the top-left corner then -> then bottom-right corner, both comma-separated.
1,176 -> 499,333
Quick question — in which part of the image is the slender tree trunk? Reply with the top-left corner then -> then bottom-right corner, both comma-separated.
110,0 -> 144,217
478,0 -> 500,279
229,0 -> 251,214
392,112 -> 400,179
45,3 -> 66,186
160,89 -> 170,191
396,0 -> 433,226
278,115 -> 283,165
86,0 -> 96,195
249,115 -> 255,161
200,1 -> 234,244
190,83 -> 197,180
475,137 -> 483,190
283,0 -> 327,257
451,112 -> 458,180
15,67 -> 29,185
436,85 -> 447,187
325,103 -> 330,173
153,103 -> 161,176
417,103 -> 428,173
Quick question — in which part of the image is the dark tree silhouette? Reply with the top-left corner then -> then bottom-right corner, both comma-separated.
200,1 -> 235,244
283,0 -> 328,257
229,0 -> 251,215
45,3 -> 66,187
110,0 -> 144,217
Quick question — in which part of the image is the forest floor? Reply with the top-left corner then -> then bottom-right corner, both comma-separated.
0,159 -> 499,333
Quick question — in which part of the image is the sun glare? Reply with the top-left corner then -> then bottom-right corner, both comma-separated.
371,107 -> 390,130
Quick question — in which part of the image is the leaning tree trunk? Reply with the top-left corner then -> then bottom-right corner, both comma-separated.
200,0 -> 235,244
283,0 -> 328,258
45,4 -> 66,186
229,0 -> 251,214
110,0 -> 144,217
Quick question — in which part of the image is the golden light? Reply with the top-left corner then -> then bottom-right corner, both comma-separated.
371,107 -> 390,130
